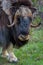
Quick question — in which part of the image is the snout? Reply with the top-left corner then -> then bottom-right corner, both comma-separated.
18,34 -> 30,41
17,16 -> 31,41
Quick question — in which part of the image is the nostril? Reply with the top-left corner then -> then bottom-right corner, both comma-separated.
21,31 -> 29,35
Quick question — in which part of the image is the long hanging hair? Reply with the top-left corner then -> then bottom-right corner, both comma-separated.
0,8 -> 9,27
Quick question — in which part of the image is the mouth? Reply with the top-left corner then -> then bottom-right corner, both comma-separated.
18,34 -> 30,41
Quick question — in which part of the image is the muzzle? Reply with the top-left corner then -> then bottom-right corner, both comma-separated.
18,34 -> 30,41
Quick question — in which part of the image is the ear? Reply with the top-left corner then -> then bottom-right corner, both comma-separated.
30,7 -> 37,14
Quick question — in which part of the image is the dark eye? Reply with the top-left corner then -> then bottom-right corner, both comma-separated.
17,16 -> 21,25
29,17 -> 32,21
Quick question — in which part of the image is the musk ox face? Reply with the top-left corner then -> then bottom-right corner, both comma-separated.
14,16 -> 31,41
13,6 -> 32,41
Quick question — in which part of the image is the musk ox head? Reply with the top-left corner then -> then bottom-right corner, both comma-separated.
14,6 -> 32,41
7,6 -> 37,48
8,6 -> 33,40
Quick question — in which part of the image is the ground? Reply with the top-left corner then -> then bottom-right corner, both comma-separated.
0,0 -> 43,65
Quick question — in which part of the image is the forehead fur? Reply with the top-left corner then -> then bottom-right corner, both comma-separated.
15,6 -> 32,17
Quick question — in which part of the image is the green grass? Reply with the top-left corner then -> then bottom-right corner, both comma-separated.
0,27 -> 43,65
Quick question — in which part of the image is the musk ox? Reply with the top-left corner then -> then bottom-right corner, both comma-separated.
0,0 -> 41,63
0,5 -> 41,62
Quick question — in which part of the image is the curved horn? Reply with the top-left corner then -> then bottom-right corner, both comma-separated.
7,10 -> 21,27
30,22 -> 41,28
